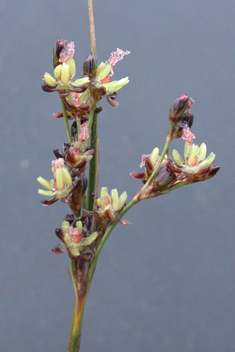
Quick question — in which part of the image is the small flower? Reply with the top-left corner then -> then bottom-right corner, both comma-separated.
172,142 -> 216,174
37,158 -> 87,207
131,147 -> 166,183
37,158 -> 72,197
85,187 -> 129,226
54,219 -> 98,259
79,48 -> 130,107
56,122 -> 93,170
42,40 -> 89,96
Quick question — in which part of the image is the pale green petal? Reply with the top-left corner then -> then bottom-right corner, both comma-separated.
72,77 -> 90,87
118,191 -> 127,211
150,147 -> 159,165
44,72 -> 57,86
198,143 -> 207,160
37,177 -> 54,190
69,247 -> 80,257
60,63 -> 70,84
67,58 -> 76,77
111,189 -> 119,210
61,168 -> 72,186
55,168 -> 63,189
38,189 -> 54,196
187,145 -> 199,166
81,232 -> 98,246
76,221 -> 82,231
184,142 -> 191,159
96,63 -> 112,81
100,187 -> 108,198
62,221 -> 70,234
172,149 -> 184,166
79,88 -> 89,103
199,152 -> 215,169
54,65 -> 62,78
103,77 -> 129,93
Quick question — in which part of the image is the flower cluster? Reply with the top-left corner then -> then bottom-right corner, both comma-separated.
53,215 -> 98,259
42,40 -> 130,116
131,95 -> 220,200
42,40 -> 89,96
38,40 -> 130,257
172,142 -> 216,174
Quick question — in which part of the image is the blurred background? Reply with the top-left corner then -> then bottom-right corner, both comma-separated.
0,0 -> 234,351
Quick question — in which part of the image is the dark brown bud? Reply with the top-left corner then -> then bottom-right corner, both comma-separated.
169,95 -> 194,123
181,112 -> 194,128
53,40 -> 68,68
83,53 -> 97,79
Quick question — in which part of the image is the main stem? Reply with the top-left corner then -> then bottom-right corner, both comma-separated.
88,0 -> 97,60
67,295 -> 86,352
67,1 -> 97,351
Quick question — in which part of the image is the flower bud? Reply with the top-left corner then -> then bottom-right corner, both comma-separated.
53,40 -> 66,67
181,112 -> 194,128
53,40 -> 74,67
169,95 -> 194,123
83,53 -> 97,79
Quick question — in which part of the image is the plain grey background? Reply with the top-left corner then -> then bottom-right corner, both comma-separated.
0,0 -> 234,351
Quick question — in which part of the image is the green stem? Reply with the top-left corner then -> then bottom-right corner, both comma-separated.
87,111 -> 98,211
87,104 -> 95,137
139,122 -> 174,197
69,259 -> 78,300
76,119 -> 81,141
87,198 -> 138,289
61,98 -> 71,143
67,296 -> 86,352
